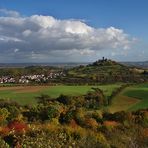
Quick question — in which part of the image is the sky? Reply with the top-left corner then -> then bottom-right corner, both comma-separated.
0,0 -> 148,63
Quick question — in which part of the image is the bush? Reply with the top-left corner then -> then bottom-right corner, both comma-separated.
59,109 -> 75,124
103,111 -> 128,123
75,108 -> 86,126
8,120 -> 28,134
7,106 -> 20,122
84,88 -> 106,109
85,118 -> 98,129
57,94 -> 73,105
47,106 -> 59,121
0,127 -> 10,137
0,138 -> 10,148
0,108 -> 10,125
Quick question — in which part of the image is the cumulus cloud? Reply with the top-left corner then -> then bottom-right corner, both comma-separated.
0,9 -> 135,62
0,9 -> 20,17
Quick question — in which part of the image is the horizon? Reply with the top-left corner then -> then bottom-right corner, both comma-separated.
0,58 -> 147,64
0,0 -> 148,62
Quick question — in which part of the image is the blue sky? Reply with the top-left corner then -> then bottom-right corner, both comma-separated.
0,0 -> 148,62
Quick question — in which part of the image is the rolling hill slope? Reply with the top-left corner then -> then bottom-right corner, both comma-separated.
65,58 -> 147,83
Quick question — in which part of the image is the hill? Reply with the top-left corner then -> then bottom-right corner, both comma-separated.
121,61 -> 148,68
0,58 -> 147,84
65,58 -> 147,83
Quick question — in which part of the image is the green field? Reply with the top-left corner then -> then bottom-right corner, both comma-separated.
0,83 -> 147,110
0,84 -> 120,105
124,84 -> 148,111
109,83 -> 148,112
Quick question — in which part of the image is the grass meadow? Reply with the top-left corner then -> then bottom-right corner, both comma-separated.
124,84 -> 148,111
109,83 -> 148,112
0,83 -> 147,111
0,84 -> 120,105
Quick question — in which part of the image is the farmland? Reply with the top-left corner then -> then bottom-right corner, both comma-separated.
108,83 -> 148,112
0,83 -> 147,111
124,84 -> 148,110
0,84 -> 121,105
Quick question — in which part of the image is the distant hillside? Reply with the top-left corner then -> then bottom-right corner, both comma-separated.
65,58 -> 147,83
0,58 -> 147,84
121,61 -> 148,69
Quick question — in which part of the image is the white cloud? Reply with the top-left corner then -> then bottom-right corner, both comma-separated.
80,49 -> 95,55
0,9 -> 20,17
0,35 -> 22,42
0,9 -> 135,62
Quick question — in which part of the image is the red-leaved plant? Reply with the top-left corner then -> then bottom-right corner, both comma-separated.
8,120 -> 28,134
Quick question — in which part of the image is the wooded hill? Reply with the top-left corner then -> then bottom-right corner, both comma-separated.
65,58 -> 148,83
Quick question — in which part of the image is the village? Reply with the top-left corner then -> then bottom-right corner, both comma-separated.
0,71 -> 65,84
